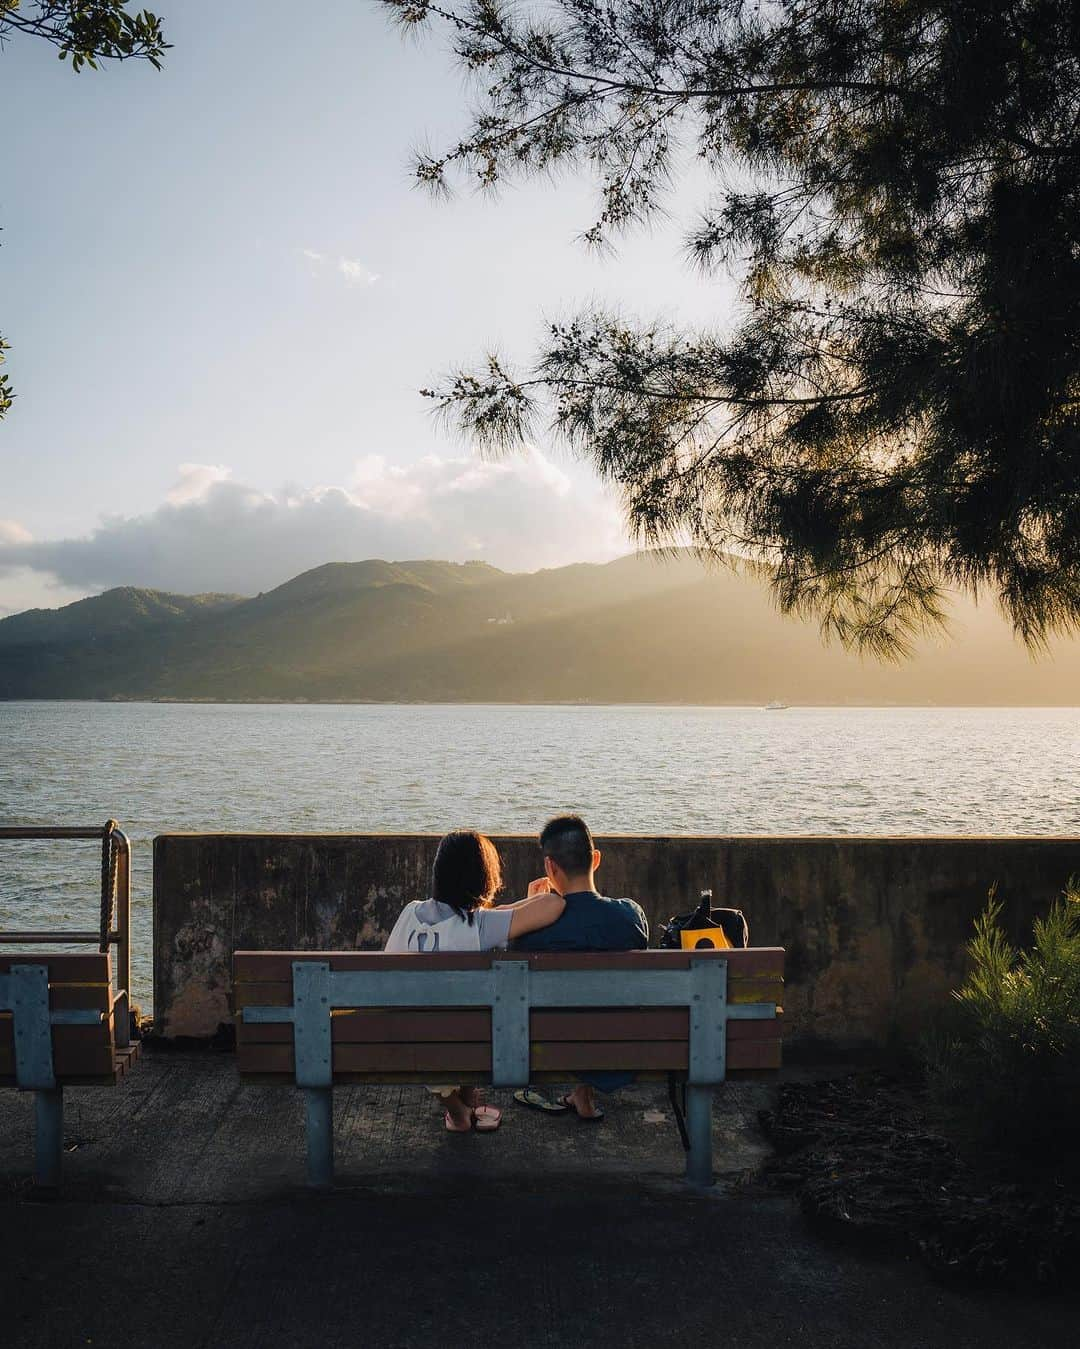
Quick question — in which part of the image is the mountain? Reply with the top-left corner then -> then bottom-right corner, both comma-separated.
0,586 -> 240,647
0,553 -> 1078,703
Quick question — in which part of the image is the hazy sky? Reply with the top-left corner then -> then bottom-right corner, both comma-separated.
0,0 -> 736,612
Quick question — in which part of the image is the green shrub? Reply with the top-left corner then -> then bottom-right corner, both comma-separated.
925,886 -> 1080,1160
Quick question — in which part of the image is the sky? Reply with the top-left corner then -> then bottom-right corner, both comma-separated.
0,0 -> 736,613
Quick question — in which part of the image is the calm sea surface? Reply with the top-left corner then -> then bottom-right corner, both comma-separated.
2,701 -> 1079,1007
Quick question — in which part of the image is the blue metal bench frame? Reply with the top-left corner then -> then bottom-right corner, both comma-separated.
0,964 -> 107,1186
242,956 -> 780,1187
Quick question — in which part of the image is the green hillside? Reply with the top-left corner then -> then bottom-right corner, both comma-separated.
0,554 -> 1077,704
0,587 -> 240,647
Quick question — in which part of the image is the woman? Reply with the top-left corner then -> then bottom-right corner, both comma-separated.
383,830 -> 564,1132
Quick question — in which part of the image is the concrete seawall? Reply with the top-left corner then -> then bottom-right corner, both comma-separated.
153,833 -> 1080,1047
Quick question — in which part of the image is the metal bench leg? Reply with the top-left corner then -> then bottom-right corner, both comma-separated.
34,1087 -> 64,1188
303,1086 -> 333,1187
685,1084 -> 714,1188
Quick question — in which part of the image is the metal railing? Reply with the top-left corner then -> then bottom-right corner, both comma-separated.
0,822 -> 132,1044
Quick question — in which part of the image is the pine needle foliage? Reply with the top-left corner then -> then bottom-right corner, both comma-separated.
926,888 -> 1080,1158
384,1 -> 1080,657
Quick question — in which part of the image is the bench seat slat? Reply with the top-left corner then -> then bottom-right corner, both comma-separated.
239,1068 -> 776,1086
241,1009 -> 495,1043
232,975 -> 784,1012
234,952 -> 495,980
0,1040 -> 140,1089
0,954 -> 111,981
237,1036 -> 781,1076
47,986 -> 112,1012
0,1041 -> 115,1077
727,979 -> 783,1004
522,950 -> 783,975
238,1006 -> 782,1045
233,981 -> 294,1009
0,982 -> 112,1009
531,1040 -> 782,1071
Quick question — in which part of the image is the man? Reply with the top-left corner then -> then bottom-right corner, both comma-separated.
513,814 -> 648,1119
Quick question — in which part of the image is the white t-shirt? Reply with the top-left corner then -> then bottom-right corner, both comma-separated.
383,899 -> 514,954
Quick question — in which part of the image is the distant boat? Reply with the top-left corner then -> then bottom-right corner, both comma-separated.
764,700 -> 788,710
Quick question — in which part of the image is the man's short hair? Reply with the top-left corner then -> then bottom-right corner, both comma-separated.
539,815 -> 595,876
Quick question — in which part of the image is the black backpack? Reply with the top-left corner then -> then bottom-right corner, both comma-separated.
658,889 -> 750,950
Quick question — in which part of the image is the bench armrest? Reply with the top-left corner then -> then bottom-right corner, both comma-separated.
112,988 -> 131,1049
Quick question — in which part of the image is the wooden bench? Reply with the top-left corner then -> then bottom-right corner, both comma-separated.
234,947 -> 784,1187
0,952 -> 140,1185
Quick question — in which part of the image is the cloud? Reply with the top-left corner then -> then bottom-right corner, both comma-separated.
0,519 -> 33,546
0,451 -> 630,598
298,247 -> 380,287
166,463 -> 232,505
0,563 -> 92,613
338,257 -> 379,286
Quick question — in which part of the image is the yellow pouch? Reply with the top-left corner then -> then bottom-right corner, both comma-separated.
679,926 -> 733,951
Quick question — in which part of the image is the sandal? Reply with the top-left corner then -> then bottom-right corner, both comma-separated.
558,1094 -> 605,1122
513,1088 -> 570,1114
444,1105 -> 502,1132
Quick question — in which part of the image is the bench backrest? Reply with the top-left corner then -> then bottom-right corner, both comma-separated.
234,948 -> 784,1086
0,953 -> 125,1087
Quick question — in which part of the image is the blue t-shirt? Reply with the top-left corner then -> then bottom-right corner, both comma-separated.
513,890 -> 649,952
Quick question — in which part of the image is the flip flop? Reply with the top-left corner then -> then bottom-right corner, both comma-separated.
445,1110 -> 473,1133
513,1088 -> 570,1114
471,1105 -> 502,1132
558,1094 -> 605,1122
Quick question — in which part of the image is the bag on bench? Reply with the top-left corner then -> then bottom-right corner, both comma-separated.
658,891 -> 751,1150
658,889 -> 750,951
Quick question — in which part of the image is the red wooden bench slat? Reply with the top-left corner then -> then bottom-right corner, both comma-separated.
232,977 -> 783,1013
233,982 -> 294,1008
521,950 -> 784,975
728,979 -> 784,1004
239,1010 -> 491,1044
0,1043 -> 115,1077
0,953 -> 112,981
0,1019 -> 106,1049
47,985 -> 113,1012
0,986 -> 112,1012
236,1036 -> 780,1077
233,952 -> 496,980
1,1047 -> 138,1089
236,1007 -> 783,1045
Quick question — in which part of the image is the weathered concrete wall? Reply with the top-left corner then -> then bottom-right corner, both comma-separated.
153,833 -> 1080,1048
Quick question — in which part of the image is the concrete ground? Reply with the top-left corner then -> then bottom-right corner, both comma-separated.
0,1049 -> 1073,1349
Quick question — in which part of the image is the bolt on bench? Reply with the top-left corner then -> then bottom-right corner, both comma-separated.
0,823 -> 140,1186
234,947 -> 784,1187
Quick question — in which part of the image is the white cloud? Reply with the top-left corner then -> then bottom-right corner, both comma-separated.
0,519 -> 32,546
166,463 -> 232,505
0,565 -> 91,612
0,451 -> 630,599
297,247 -> 380,287
338,257 -> 380,286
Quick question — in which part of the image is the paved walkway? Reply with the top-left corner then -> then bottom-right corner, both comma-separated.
1,1050 -> 1073,1348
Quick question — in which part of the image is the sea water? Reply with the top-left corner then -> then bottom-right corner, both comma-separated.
2,701 -> 1078,1005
